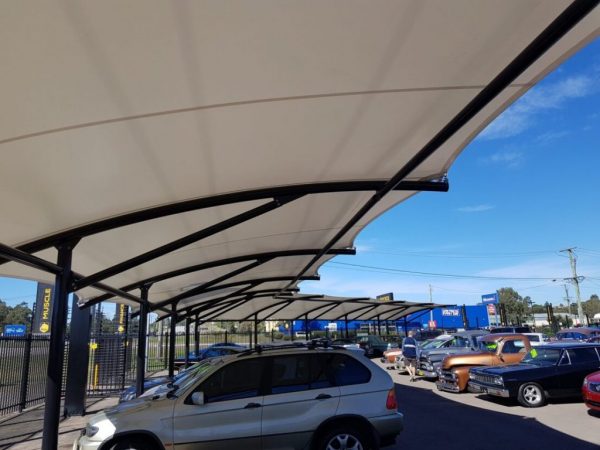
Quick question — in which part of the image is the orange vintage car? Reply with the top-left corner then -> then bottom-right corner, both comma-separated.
436,334 -> 531,393
381,348 -> 402,365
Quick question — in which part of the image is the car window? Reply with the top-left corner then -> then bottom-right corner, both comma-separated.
567,347 -> 600,364
502,340 -> 526,354
527,335 -> 540,342
270,355 -> 311,394
573,333 -> 587,340
328,354 -> 371,386
199,359 -> 263,403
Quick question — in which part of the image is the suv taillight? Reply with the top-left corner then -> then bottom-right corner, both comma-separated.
386,389 -> 397,410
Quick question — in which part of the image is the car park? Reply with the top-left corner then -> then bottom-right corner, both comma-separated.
469,342 -> 600,407
582,370 -> 600,413
437,334 -> 531,393
418,330 -> 488,379
75,343 -> 404,450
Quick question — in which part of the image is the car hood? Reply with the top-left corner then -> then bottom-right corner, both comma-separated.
471,363 -> 542,376
422,348 -> 474,359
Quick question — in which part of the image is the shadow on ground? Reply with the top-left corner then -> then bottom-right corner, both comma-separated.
392,382 -> 600,450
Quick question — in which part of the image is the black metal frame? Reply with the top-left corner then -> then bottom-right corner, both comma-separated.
0,3 -> 595,448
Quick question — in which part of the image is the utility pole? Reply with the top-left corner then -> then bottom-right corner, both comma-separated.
563,284 -> 571,328
561,248 -> 585,326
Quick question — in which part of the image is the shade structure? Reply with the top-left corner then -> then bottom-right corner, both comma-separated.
0,1 -> 599,319
155,294 -> 445,323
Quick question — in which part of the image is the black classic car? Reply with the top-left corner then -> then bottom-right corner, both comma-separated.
468,342 -> 600,407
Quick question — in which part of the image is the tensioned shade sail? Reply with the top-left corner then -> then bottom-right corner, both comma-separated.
154,294 -> 445,323
0,1 -> 598,317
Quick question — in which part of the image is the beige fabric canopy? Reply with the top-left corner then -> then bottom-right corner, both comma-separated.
1,1 -> 598,320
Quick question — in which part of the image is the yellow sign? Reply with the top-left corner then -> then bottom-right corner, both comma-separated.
118,325 -> 125,333
40,323 -> 49,333
90,342 -> 98,350
376,292 -> 394,302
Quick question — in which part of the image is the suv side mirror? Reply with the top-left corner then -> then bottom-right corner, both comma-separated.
191,392 -> 205,406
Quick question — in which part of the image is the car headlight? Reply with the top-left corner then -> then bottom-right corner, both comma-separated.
493,377 -> 504,386
83,424 -> 99,437
583,378 -> 588,387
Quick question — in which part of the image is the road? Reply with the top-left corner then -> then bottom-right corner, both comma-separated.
379,360 -> 600,450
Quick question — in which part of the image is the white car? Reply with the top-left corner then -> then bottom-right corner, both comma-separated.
74,344 -> 404,450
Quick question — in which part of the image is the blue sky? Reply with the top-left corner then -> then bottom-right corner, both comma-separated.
1,38 -> 599,312
303,37 -> 600,308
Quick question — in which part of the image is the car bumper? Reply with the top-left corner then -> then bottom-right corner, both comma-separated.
370,412 -> 404,442
73,432 -> 103,450
435,379 -> 460,393
582,388 -> 600,411
468,381 -> 510,398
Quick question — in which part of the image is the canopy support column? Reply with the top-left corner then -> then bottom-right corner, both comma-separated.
64,295 -> 91,417
344,315 -> 349,339
304,314 -> 309,340
194,314 -> 200,356
136,285 -> 151,397
377,316 -> 381,336
42,239 -> 77,450
184,315 -> 191,368
168,304 -> 176,378
254,315 -> 258,348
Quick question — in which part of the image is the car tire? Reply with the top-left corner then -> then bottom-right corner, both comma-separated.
517,382 -> 546,408
317,427 -> 370,450
108,437 -> 157,450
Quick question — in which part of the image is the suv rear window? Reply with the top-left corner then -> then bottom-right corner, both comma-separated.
268,353 -> 371,393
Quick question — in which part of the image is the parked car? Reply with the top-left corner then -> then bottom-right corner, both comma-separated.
469,342 -> 600,407
588,336 -> 600,344
358,335 -> 395,357
330,338 -> 361,350
556,327 -> 600,341
437,334 -> 531,393
75,344 -> 404,450
119,360 -> 208,403
395,336 -> 451,373
523,332 -> 549,346
174,344 -> 246,368
489,326 -> 531,334
418,330 -> 488,379
582,370 -> 600,412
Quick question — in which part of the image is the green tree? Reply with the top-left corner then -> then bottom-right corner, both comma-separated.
498,287 -> 526,325
583,294 -> 600,319
4,302 -> 33,331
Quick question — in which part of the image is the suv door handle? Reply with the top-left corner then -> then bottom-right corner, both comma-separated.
315,394 -> 332,400
244,402 -> 262,409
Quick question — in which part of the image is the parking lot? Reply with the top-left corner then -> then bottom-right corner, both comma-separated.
382,360 -> 600,450
1,359 -> 598,450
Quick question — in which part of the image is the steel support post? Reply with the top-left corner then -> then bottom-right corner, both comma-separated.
42,240 -> 76,450
304,315 -> 309,340
290,321 -> 294,342
168,305 -> 176,378
377,316 -> 381,336
185,316 -> 191,368
194,314 -> 200,356
64,295 -> 91,416
136,286 -> 150,397
254,315 -> 258,348
344,316 -> 349,338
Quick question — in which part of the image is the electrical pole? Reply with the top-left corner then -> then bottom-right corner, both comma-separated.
561,248 -> 585,326
429,285 -> 433,324
563,284 -> 571,328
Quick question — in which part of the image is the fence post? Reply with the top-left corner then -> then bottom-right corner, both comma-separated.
163,331 -> 169,369
18,334 -> 33,412
224,330 -> 228,345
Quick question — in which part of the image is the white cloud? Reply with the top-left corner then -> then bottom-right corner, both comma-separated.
480,150 -> 524,168
480,74 -> 598,140
457,204 -> 495,213
534,130 -> 569,144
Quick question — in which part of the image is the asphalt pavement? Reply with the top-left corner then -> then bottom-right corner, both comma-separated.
380,360 -> 600,450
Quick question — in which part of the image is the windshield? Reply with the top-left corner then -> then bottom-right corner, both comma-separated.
172,358 -> 221,396
449,336 -> 471,348
478,341 -> 499,353
421,339 -> 449,350
521,348 -> 563,366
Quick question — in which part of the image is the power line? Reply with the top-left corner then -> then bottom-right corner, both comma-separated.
327,261 -> 564,281
365,249 -> 562,259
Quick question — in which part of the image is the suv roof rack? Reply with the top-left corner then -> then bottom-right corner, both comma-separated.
237,339 -> 347,357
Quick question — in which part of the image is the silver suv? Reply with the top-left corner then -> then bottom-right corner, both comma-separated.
74,344 -> 404,450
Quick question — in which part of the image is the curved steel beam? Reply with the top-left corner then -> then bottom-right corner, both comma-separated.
3,179 -> 447,266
